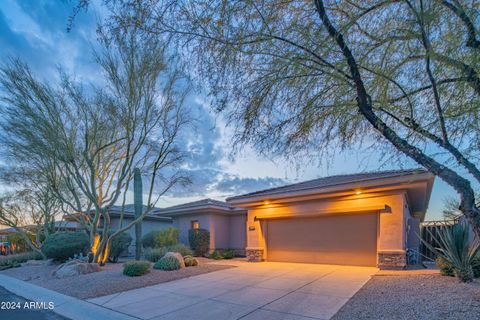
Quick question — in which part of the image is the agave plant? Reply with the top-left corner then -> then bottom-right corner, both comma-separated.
422,221 -> 480,282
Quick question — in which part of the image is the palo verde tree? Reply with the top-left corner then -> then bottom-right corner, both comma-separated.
95,0 -> 480,237
0,19 -> 189,264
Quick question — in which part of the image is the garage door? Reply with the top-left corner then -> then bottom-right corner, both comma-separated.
266,213 -> 378,266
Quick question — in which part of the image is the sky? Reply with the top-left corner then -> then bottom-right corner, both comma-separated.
0,0 -> 458,220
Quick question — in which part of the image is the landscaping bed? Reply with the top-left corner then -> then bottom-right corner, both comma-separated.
0,258 -> 233,299
332,273 -> 480,320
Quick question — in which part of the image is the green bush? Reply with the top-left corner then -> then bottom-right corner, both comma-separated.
141,227 -> 179,248
166,244 -> 193,257
0,251 -> 43,270
184,255 -> 199,267
144,247 -> 166,262
472,255 -> 480,278
436,257 -> 454,277
123,260 -> 151,276
188,229 -> 210,256
209,250 -> 224,260
222,249 -> 235,259
153,255 -> 181,271
422,221 -> 480,282
41,232 -> 89,261
109,232 -> 132,263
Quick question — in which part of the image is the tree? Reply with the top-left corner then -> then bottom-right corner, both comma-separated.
133,167 -> 143,260
94,0 -> 480,238
0,190 -> 56,258
0,20 -> 189,265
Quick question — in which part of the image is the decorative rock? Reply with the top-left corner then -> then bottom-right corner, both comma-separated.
53,260 -> 102,278
164,252 -> 185,268
246,249 -> 264,262
23,259 -> 47,266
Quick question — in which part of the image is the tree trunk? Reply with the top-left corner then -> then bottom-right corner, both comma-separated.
134,168 -> 143,261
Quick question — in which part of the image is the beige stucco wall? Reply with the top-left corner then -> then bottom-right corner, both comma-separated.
246,192 -> 408,264
172,212 -> 247,252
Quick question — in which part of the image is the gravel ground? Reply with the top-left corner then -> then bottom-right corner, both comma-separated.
0,258 -> 233,299
333,274 -> 480,320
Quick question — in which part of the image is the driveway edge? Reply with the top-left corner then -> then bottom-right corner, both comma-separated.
0,274 -> 140,320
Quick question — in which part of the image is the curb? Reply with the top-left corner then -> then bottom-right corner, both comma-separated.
0,274 -> 140,320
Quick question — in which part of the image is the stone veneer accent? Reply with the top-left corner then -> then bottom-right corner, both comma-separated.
378,251 -> 406,269
246,249 -> 264,262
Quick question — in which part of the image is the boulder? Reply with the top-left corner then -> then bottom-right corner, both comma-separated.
164,252 -> 185,268
53,260 -> 102,278
23,259 -> 46,266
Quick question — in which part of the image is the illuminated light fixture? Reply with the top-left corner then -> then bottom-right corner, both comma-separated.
355,190 -> 362,195
264,200 -> 270,205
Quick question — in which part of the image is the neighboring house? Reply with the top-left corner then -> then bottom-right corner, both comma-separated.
160,199 -> 247,255
225,168 -> 434,269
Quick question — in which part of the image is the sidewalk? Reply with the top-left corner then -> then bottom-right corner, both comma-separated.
0,274 -> 140,320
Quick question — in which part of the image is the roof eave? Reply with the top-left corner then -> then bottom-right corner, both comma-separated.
227,172 -> 435,208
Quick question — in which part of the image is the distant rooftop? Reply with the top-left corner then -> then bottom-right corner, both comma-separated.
159,198 -> 244,216
227,168 -> 429,202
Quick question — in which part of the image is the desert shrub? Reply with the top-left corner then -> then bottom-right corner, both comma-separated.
122,260 -> 151,276
210,250 -> 223,260
0,251 -> 43,270
144,247 -> 166,262
109,232 -> 132,263
422,221 -> 480,282
436,257 -> 454,277
141,227 -> 179,248
188,229 -> 210,256
166,244 -> 193,257
41,232 -> 89,261
472,255 -> 480,278
184,255 -> 199,267
153,255 -> 181,271
222,249 -> 235,259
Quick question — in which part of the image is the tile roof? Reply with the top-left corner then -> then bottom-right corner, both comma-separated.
227,168 -> 428,201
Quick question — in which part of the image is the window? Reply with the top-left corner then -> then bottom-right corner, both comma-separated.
191,220 -> 199,230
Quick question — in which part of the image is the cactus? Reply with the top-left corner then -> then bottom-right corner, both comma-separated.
134,167 -> 143,260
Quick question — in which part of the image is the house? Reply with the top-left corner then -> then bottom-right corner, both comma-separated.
160,199 -> 247,255
225,168 -> 434,269
155,168 -> 434,269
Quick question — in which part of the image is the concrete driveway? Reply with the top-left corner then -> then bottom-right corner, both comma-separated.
88,262 -> 377,320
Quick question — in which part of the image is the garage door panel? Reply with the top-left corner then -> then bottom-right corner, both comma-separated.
266,213 -> 377,266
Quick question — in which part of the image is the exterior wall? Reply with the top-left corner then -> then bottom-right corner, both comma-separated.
228,214 -> 247,255
109,217 -> 172,256
172,214 -> 211,247
171,212 -> 247,254
246,192 -> 408,268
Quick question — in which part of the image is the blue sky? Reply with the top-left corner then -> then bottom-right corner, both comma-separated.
0,0 -> 456,219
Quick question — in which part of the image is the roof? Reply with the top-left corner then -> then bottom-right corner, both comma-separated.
107,205 -> 170,221
159,198 -> 245,217
227,168 -> 433,208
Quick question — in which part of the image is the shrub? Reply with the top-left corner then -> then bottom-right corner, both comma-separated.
210,250 -> 223,260
144,247 -> 166,262
184,255 -> 199,267
436,257 -> 454,277
472,255 -> 480,278
222,249 -> 235,259
141,227 -> 179,248
122,260 -> 151,276
41,232 -> 89,261
421,221 -> 480,282
109,232 -> 132,263
188,229 -> 210,256
166,244 -> 193,257
153,255 -> 181,271
0,251 -> 43,270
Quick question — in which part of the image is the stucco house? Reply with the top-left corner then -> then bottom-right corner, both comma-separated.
155,168 -> 434,269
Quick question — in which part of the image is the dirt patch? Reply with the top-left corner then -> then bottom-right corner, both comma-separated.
0,258 -> 233,299
332,274 -> 480,320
